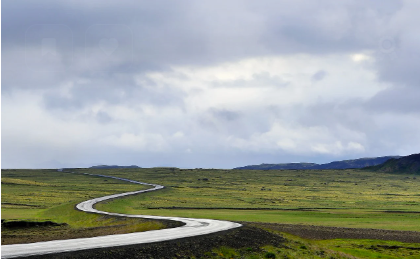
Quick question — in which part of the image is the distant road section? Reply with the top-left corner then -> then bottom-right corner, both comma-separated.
1,172 -> 242,258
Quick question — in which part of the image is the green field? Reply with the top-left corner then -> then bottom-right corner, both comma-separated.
208,233 -> 420,259
2,167 -> 420,258
3,167 -> 420,230
1,169 -> 167,244
88,167 -> 420,231
1,169 -> 145,220
245,233 -> 420,259
88,167 -> 420,210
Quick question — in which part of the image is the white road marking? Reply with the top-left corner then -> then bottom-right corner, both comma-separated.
1,171 -> 242,258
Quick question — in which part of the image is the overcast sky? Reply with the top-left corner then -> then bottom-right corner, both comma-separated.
2,0 -> 420,169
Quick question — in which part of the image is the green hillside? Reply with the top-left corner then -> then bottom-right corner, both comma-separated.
367,153 -> 420,174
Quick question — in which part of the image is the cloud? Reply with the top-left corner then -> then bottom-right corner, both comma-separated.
311,70 -> 328,82
366,86 -> 420,114
212,72 -> 290,88
210,109 -> 240,122
2,0 -> 420,169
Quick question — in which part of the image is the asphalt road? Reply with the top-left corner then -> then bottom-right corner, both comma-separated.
1,172 -> 242,258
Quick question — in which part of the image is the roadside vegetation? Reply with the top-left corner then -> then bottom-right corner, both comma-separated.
2,167 -> 419,258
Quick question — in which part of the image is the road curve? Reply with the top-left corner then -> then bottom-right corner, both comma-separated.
1,172 -> 242,258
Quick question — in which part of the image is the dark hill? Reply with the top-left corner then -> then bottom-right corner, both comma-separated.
234,156 -> 400,170
311,156 -> 400,170
236,163 -> 317,170
366,153 -> 420,174
89,165 -> 140,169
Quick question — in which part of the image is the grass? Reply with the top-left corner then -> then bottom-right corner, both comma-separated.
1,169 -> 167,244
2,167 -> 420,258
96,206 -> 420,231
88,167 -> 420,231
1,169 -> 145,213
206,232 -> 420,259
265,232 -> 420,259
81,167 -> 420,211
321,239 -> 420,259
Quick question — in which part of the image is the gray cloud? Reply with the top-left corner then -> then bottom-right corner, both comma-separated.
4,0 -> 403,75
366,86 -> 420,114
311,70 -> 328,82
2,0 -> 420,169
210,109 -> 241,122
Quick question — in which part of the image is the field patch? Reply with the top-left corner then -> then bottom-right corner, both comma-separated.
1,178 -> 51,186
92,167 -> 420,231
2,167 -> 420,250
1,169 -> 171,244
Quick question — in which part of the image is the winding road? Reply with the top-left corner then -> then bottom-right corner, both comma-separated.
1,172 -> 242,258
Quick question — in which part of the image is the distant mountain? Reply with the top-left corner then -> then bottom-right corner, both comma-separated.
234,156 -> 401,170
365,153 -> 420,174
311,156 -> 401,170
235,163 -> 317,170
89,165 -> 140,169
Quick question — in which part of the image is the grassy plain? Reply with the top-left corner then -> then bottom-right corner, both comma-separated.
89,167 -> 420,231
1,169 -> 167,244
1,169 -> 145,220
210,234 -> 420,259
2,167 -> 420,258
255,234 -> 420,259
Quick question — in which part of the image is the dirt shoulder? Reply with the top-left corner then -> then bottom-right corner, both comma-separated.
247,222 -> 420,243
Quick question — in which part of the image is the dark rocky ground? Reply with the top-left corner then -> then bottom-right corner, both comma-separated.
15,222 -> 420,259
1,218 -> 183,245
21,226 -> 284,259
247,222 -> 420,243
